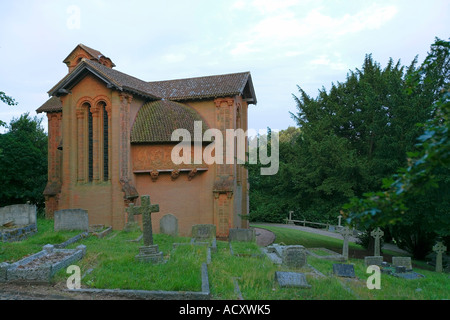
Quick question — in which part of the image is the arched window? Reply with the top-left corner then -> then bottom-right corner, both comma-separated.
77,98 -> 110,183
100,102 -> 109,181
87,104 -> 93,182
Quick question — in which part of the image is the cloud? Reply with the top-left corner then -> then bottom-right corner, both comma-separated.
251,0 -> 301,14
229,3 -> 399,59
310,54 -> 348,71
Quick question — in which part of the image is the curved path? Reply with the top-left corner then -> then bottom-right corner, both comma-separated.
252,222 -> 408,255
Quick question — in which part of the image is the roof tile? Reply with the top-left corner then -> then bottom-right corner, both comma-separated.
36,96 -> 62,113
131,100 -> 210,143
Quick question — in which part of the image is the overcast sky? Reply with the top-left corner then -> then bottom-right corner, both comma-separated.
0,0 -> 448,133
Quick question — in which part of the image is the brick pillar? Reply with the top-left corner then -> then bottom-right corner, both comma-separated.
213,97 -> 236,238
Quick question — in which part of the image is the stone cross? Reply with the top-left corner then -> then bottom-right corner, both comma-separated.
432,241 -> 447,273
370,227 -> 384,256
126,195 -> 159,247
339,226 -> 352,260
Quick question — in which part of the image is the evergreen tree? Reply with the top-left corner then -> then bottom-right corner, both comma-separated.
0,113 -> 48,208
289,54 -> 432,222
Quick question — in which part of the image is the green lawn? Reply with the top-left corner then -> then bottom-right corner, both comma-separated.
1,218 -> 449,300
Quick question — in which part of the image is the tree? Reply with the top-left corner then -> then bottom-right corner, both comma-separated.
289,54 -> 432,223
0,91 -> 18,127
0,113 -> 48,208
343,38 -> 450,259
247,127 -> 301,222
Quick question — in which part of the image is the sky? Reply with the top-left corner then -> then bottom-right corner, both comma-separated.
0,0 -> 448,133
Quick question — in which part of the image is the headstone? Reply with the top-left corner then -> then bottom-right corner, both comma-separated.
275,271 -> 311,288
0,204 -> 37,226
124,204 -> 141,232
160,214 -> 178,237
394,272 -> 425,280
364,256 -> 383,267
395,266 -> 407,273
288,211 -> 295,225
281,245 -> 307,269
339,226 -> 352,260
192,224 -> 216,241
228,228 -> 255,242
333,263 -> 355,278
392,257 -> 412,270
127,195 -> 163,264
432,241 -> 447,273
337,215 -> 342,227
54,209 -> 89,231
370,227 -> 384,256
127,196 -> 159,247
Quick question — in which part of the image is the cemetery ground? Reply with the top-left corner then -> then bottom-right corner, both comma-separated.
0,218 -> 449,300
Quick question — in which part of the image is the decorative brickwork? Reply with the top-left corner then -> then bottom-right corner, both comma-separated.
37,44 -> 255,236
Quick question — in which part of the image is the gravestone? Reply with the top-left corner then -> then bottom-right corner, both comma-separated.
275,271 -> 311,288
392,257 -> 412,270
228,228 -> 255,242
0,204 -> 36,226
394,272 -> 425,280
364,256 -> 383,267
192,224 -> 216,241
432,241 -> 447,273
127,195 -> 163,264
54,209 -> 89,231
0,204 -> 38,242
333,263 -> 355,278
370,227 -> 384,256
395,266 -> 407,273
191,224 -> 217,253
0,244 -> 86,283
281,245 -> 307,269
339,226 -> 352,260
124,204 -> 141,232
160,214 -> 178,237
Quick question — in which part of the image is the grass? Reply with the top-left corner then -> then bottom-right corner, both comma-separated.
252,224 -> 360,253
1,218 -> 449,300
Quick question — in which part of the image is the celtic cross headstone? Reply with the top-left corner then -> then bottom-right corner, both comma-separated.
433,241 -> 447,273
370,227 -> 384,256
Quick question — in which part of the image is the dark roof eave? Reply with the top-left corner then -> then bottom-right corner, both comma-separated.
245,74 -> 257,105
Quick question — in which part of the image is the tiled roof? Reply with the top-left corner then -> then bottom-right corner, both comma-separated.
36,96 -> 62,113
48,59 -> 160,100
48,59 -> 256,103
63,43 -> 116,67
131,100 -> 210,143
148,72 -> 255,102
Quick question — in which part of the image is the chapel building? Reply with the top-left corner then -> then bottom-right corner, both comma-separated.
36,44 -> 257,238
